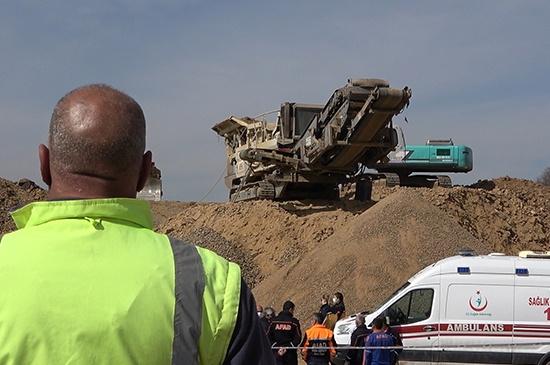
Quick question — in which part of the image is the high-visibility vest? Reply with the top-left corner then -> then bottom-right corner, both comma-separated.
0,198 -> 241,365
301,324 -> 336,362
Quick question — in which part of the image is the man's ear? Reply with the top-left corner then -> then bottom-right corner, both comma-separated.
39,144 -> 52,187
137,151 -> 152,192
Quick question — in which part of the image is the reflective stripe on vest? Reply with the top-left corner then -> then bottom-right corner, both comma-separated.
168,237 -> 204,365
167,237 -> 241,365
195,245 -> 241,365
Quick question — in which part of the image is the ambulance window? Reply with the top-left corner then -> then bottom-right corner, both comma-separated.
385,288 -> 434,326
385,293 -> 411,326
409,289 -> 434,323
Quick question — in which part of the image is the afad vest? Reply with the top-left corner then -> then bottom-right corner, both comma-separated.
0,198 -> 241,365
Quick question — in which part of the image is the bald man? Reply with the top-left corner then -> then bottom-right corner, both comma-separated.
0,84 -> 274,365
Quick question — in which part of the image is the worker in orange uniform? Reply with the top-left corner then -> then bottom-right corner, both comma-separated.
300,312 -> 336,365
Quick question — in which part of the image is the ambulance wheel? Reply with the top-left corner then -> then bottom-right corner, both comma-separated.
538,353 -> 550,365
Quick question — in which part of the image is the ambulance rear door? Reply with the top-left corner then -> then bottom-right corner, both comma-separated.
439,264 -> 514,364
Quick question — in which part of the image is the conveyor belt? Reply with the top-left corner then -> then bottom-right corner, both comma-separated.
326,86 -> 411,169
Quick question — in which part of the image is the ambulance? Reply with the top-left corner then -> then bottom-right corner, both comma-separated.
333,251 -> 550,364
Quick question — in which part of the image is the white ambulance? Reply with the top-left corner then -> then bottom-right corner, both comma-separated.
334,251 -> 550,365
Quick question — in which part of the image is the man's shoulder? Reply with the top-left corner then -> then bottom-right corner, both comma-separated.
369,331 -> 395,344
273,313 -> 299,326
367,332 -> 381,342
273,314 -> 291,323
357,326 -> 371,336
167,236 -> 240,272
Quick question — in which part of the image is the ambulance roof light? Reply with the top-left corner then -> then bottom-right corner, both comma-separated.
516,268 -> 529,276
457,267 -> 470,274
458,249 -> 476,257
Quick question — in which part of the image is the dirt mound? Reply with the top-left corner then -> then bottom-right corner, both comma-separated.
373,177 -> 550,253
0,178 -> 46,234
158,200 -> 365,287
253,189 -> 490,319
180,226 -> 261,287
420,178 -> 549,252
156,177 -> 548,318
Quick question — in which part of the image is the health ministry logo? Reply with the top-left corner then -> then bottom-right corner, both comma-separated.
469,290 -> 488,312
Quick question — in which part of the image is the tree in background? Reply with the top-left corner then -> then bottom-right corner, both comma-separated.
537,167 -> 550,186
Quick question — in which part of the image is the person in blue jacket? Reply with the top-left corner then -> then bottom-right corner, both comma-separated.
363,317 -> 396,365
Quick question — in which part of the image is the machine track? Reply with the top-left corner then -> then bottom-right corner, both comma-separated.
435,175 -> 452,188
383,173 -> 401,187
230,181 -> 275,202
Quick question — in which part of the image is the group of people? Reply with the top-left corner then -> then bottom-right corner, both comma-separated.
257,292 -> 402,365
256,293 -> 346,365
345,314 -> 402,365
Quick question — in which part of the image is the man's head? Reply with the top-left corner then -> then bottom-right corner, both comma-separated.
355,313 -> 365,327
372,317 -> 384,331
264,307 -> 275,320
282,300 -> 295,314
312,312 -> 324,325
40,84 -> 151,199
332,292 -> 344,305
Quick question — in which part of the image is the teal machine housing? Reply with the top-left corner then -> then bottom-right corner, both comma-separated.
374,140 -> 473,187
377,143 -> 473,173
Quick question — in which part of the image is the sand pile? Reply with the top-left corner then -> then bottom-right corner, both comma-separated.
158,200 -> 364,287
422,178 -> 549,252
157,177 -> 548,319
0,178 -> 45,234
374,177 -> 550,253
253,189 -> 490,319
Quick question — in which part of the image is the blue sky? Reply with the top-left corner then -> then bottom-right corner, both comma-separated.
1,1 -> 549,201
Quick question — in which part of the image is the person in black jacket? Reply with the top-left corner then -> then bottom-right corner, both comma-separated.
344,314 -> 371,365
260,306 -> 276,335
319,295 -> 331,322
268,300 -> 302,365
383,318 -> 403,365
329,292 -> 346,320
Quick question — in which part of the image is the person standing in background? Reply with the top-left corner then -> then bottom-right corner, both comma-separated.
363,318 -> 395,365
383,318 -> 402,365
345,314 -> 370,365
261,307 -> 276,335
300,312 -> 336,365
268,301 -> 302,365
319,295 -> 331,322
